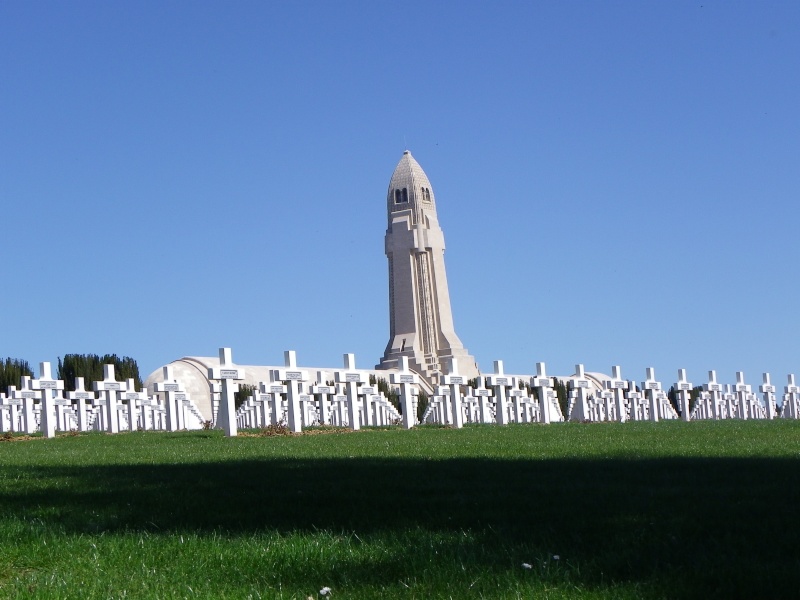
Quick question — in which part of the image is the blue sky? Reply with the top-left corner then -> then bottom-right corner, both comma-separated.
2,1 -> 799,389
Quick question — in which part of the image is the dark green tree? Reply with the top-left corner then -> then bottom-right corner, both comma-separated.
690,386 -> 703,413
552,377 -> 569,419
0,357 -> 34,392
667,385 -> 679,414
530,384 -> 540,402
235,384 -> 256,410
667,385 -> 704,416
369,375 -> 400,412
416,390 -> 429,422
467,377 -> 491,389
57,354 -> 142,392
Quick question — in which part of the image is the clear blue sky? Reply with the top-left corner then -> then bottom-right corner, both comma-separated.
2,1 -> 799,389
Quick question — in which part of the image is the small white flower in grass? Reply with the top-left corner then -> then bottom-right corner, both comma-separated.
319,586 -> 332,597
521,563 -> 532,569
552,555 -> 560,561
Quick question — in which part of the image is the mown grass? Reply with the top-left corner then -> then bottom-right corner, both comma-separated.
0,421 -> 799,599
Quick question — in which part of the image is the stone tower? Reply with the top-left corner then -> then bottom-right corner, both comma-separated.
377,150 -> 478,385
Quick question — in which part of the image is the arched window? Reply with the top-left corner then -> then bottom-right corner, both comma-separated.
395,189 -> 402,203
402,188 -> 408,203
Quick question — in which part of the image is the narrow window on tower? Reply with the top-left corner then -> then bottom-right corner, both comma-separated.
395,189 -> 402,203
402,188 -> 408,203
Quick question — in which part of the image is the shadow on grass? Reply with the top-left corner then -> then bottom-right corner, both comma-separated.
2,455 -> 799,597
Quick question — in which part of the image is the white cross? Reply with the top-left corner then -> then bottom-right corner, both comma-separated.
30,362 -> 65,438
673,368 -> 693,422
11,376 -> 39,434
487,360 -> 512,425
273,350 -> 309,432
68,377 -> 94,431
783,374 -> 799,419
93,365 -> 128,434
606,365 -> 629,423
154,366 -> 187,431
734,372 -> 751,420
441,358 -> 466,428
531,362 -> 552,424
642,367 -> 661,423
313,371 -> 336,426
567,364 -> 592,422
2,389 -> 23,432
335,353 -> 366,431
391,356 -> 419,429
208,348 -> 245,437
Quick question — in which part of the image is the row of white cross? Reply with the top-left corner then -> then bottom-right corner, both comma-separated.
0,362 -> 204,436
421,360 -> 566,425
213,350 -> 562,435
565,365 -> 682,423
423,362 -> 797,425
213,351 -> 794,433
214,349 -> 415,436
4,350 -> 799,437
568,365 -> 791,423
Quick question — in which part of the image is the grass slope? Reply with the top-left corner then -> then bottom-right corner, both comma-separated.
0,421 -> 799,599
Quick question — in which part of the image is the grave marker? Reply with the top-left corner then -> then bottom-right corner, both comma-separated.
262,379 -> 287,426
68,377 -> 94,431
674,369 -> 693,422
208,348 -> 245,437
734,372 -> 751,420
531,362 -> 553,424
252,387 -> 272,428
642,368 -> 662,422
93,365 -> 127,433
3,389 -> 22,432
626,380 -> 645,421
335,354 -> 365,431
391,356 -> 419,429
122,378 -> 147,432
0,394 -> 9,433
274,351 -> 308,433
692,390 -> 711,420
472,376 -> 494,424
488,360 -> 512,425
722,384 -> 736,419
783,374 -> 800,419
568,365 -> 592,422
606,366 -> 629,423
362,384 -> 381,426
313,371 -> 335,426
154,367 -> 186,431
442,358 -> 466,428
704,371 -> 723,420
390,356 -> 419,429
12,376 -> 38,434
30,362 -> 65,438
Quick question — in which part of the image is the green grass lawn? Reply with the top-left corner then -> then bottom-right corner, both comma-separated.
1,421 -> 799,599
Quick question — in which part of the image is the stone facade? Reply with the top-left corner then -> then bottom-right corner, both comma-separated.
376,150 -> 479,385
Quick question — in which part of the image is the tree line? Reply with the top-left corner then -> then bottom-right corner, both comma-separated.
0,355 -> 142,392
0,358 -> 34,392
